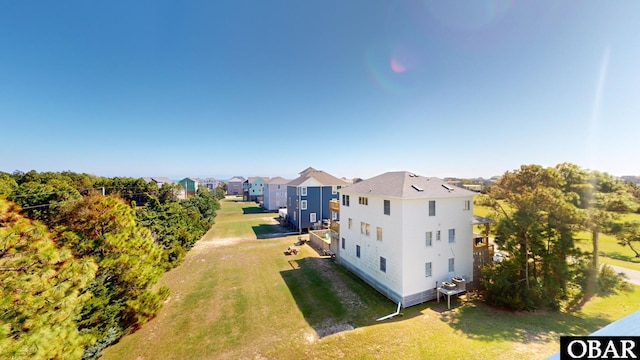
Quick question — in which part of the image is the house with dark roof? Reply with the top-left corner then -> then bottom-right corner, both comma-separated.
336,171 -> 479,308
263,177 -> 290,211
142,177 -> 173,188
286,167 -> 348,232
226,176 -> 245,196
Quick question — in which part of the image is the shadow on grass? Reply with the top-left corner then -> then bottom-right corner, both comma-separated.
243,206 -> 269,214
279,255 -> 422,339
279,253 -> 617,345
441,300 -> 611,344
601,250 -> 640,263
252,224 -> 297,239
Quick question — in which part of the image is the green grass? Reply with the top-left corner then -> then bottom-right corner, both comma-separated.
103,197 -> 640,360
574,229 -> 640,271
475,200 -> 640,271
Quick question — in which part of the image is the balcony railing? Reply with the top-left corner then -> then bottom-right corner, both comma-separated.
330,220 -> 339,233
473,234 -> 489,248
329,200 -> 340,213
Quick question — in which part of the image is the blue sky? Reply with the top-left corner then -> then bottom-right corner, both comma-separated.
1,1 -> 639,180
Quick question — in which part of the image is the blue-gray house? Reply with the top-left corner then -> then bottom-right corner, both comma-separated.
286,167 -> 348,233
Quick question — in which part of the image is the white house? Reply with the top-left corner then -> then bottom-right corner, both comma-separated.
142,177 -> 173,188
263,177 -> 290,211
337,171 -> 478,308
196,178 -> 220,190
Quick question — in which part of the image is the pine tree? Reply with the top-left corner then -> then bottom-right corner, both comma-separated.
0,199 -> 97,359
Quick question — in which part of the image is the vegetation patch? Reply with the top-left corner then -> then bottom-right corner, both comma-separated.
104,197 -> 640,360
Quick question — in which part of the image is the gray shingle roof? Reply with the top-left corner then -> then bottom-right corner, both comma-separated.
288,169 -> 349,186
143,177 -> 173,184
228,176 -> 245,183
248,176 -> 270,183
299,167 -> 317,175
340,171 -> 477,198
266,176 -> 290,184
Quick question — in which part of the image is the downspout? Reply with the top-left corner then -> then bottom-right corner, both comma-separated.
320,185 -> 323,227
376,301 -> 402,321
298,186 -> 301,234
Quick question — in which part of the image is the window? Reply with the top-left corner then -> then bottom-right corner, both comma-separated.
436,230 -> 441,241
359,222 -> 370,236
301,187 -> 307,196
332,186 -> 338,195
341,237 -> 345,249
464,200 -> 471,211
310,213 -> 316,223
356,245 -> 361,258
428,200 -> 436,216
380,257 -> 386,273
425,262 -> 432,277
342,194 -> 350,206
377,227 -> 383,241
384,199 -> 390,215
425,231 -> 432,246
301,200 -> 307,210
348,218 -> 352,229
277,185 -> 281,189
448,258 -> 455,272
359,196 -> 368,205
448,228 -> 455,243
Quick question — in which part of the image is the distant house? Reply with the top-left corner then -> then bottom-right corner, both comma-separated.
178,178 -> 199,198
197,178 -> 220,190
337,171 -> 478,308
263,177 -> 290,211
462,184 -> 482,192
243,177 -> 270,202
341,177 -> 364,185
142,177 -> 173,189
286,167 -> 348,232
227,176 -> 245,196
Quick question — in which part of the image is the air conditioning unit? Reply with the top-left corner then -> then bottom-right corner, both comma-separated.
452,276 -> 466,291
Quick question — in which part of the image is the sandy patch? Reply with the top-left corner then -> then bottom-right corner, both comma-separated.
193,237 -> 243,248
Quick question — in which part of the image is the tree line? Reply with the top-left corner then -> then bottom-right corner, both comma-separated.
0,170 -> 224,359
479,163 -> 640,311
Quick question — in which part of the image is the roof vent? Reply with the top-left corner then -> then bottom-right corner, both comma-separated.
412,185 -> 424,192
409,173 -> 418,177
442,184 -> 454,192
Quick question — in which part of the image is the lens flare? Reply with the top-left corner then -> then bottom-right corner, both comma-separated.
390,58 -> 406,73
588,47 -> 610,170
366,43 -> 422,94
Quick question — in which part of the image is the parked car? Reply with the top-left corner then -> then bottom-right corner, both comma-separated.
493,250 -> 509,263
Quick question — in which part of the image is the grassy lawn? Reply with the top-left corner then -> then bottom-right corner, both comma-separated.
103,198 -> 640,360
474,200 -> 640,271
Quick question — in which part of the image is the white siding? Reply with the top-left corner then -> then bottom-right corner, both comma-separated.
339,189 -> 475,305
400,197 -> 474,297
339,194 -> 405,298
